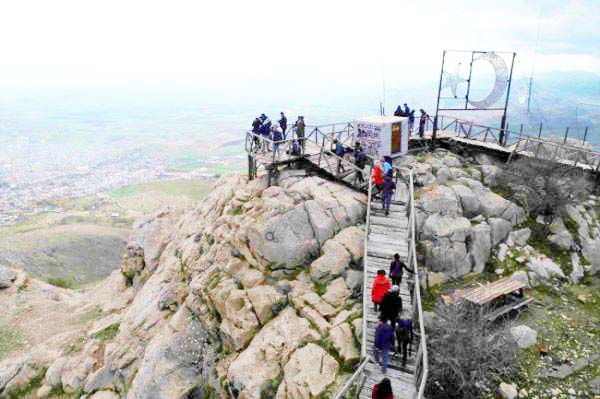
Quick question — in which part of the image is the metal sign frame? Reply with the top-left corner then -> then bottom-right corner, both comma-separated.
433,50 -> 516,145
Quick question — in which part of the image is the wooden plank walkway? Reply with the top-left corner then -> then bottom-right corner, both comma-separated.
246,128 -> 425,399
357,187 -> 418,399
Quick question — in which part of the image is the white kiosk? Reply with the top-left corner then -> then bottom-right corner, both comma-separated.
355,115 -> 408,158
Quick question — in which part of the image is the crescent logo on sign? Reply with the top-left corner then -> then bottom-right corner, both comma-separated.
467,52 -> 509,109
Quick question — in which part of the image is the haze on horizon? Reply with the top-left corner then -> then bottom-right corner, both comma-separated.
1,0 -> 599,93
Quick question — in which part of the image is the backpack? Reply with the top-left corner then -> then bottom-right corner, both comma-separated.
396,319 -> 412,343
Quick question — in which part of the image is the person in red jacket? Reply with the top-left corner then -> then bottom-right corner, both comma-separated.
371,160 -> 384,198
371,269 -> 391,311
372,377 -> 394,399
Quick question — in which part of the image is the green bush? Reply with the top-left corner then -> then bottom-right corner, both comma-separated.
93,323 -> 120,342
47,277 -> 78,289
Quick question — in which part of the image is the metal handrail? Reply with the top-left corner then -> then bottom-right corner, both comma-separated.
408,170 -> 429,398
439,116 -> 600,156
332,356 -> 371,399
361,176 -> 373,358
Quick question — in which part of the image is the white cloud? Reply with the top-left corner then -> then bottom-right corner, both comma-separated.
0,0 -> 597,87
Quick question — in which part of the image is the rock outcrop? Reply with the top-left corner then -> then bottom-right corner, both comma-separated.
0,171 -> 366,399
402,149 -> 526,278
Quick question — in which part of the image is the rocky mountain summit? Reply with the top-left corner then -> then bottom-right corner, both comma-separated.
1,171 -> 367,399
1,148 -> 598,399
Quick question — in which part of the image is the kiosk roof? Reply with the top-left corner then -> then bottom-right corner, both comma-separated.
356,115 -> 406,124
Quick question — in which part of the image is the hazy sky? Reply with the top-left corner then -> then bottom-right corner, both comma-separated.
1,0 -> 598,90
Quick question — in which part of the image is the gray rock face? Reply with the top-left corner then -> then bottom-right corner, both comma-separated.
423,239 -> 471,277
435,167 -> 451,184
570,252 -> 584,284
510,270 -> 531,288
507,228 -> 531,247
527,256 -> 566,282
249,204 -> 319,268
419,186 -> 461,216
498,382 -> 518,399
548,230 -> 574,251
510,325 -> 537,349
0,265 -> 17,288
481,164 -> 500,186
489,218 -> 512,246
469,222 -> 492,273
451,185 -> 481,217
422,214 -> 472,242
590,377 -> 600,395
128,315 -> 216,399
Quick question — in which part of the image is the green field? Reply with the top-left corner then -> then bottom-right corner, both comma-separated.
0,179 -> 216,285
108,179 -> 213,201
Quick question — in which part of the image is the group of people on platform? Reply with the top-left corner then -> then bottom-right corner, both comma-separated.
250,113 -> 305,157
394,103 -> 430,138
371,253 -> 415,375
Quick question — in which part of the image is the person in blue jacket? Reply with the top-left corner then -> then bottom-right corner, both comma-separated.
333,139 -> 346,174
382,174 -> 396,216
374,316 -> 395,373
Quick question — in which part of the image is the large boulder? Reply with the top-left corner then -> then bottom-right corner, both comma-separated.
422,214 -> 471,242
0,265 -> 17,289
310,241 -> 351,283
450,185 -> 481,217
321,278 -> 351,308
570,253 -> 584,284
507,228 -> 531,247
248,204 -> 319,269
329,323 -> 359,363
127,308 -> 216,399
469,222 -> 492,273
227,308 -> 320,398
419,186 -> 461,216
489,218 -> 512,246
277,343 -> 338,399
498,382 -> 518,399
479,192 -> 509,218
481,164 -> 500,186
510,325 -> 537,349
527,256 -> 566,282
422,239 -> 471,277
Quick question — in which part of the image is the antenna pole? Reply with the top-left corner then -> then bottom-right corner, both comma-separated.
433,51 -> 446,149
527,76 -> 533,115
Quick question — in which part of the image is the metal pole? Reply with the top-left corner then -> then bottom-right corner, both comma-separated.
499,52 -> 517,146
563,127 -> 570,144
538,122 -> 543,138
583,126 -> 589,144
432,51 -> 446,149
464,51 -> 475,109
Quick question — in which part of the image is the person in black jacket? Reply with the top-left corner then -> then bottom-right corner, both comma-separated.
379,285 -> 402,328
279,112 -> 288,139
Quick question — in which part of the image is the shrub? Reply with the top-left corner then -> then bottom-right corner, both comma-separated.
47,276 -> 78,289
496,158 -> 589,217
426,302 -> 519,399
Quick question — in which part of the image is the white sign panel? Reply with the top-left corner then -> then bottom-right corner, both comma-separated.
356,122 -> 383,157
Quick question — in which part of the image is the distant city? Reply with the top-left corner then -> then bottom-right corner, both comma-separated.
1,72 -> 597,224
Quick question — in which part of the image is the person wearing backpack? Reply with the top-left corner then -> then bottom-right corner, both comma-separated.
379,285 -> 402,328
396,316 -> 414,367
374,316 -> 395,374
389,253 -> 413,286
371,269 -> 391,311
354,143 -> 366,184
371,377 -> 394,399
382,174 -> 396,216
333,139 -> 346,174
